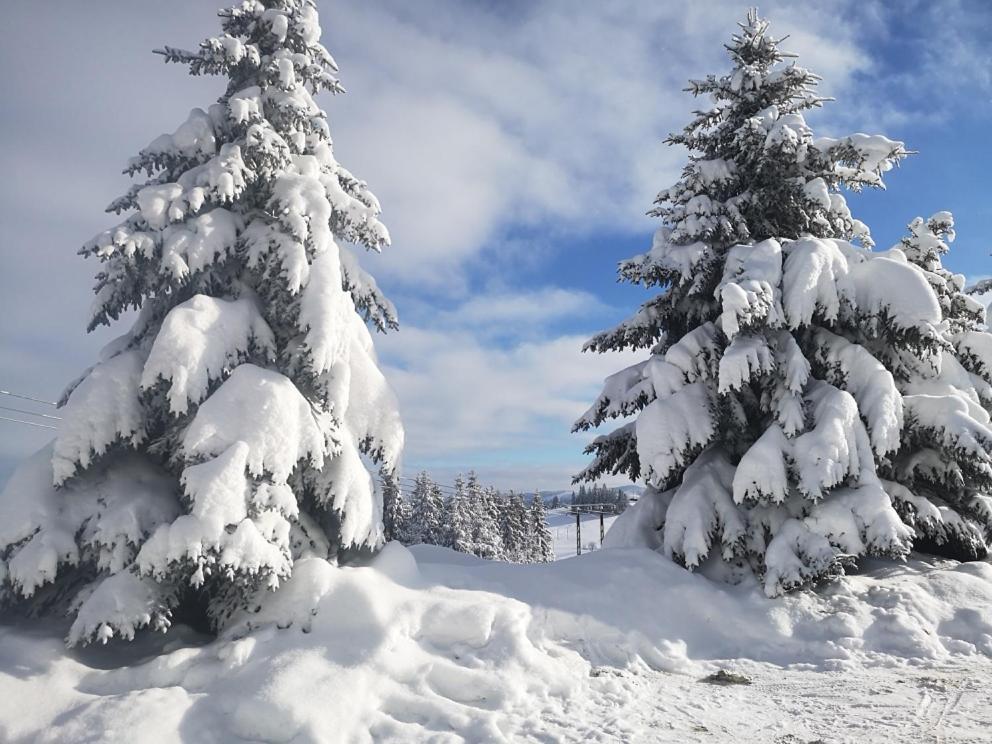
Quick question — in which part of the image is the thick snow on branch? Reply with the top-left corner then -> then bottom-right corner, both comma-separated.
127,107 -> 219,176
792,382 -> 875,500
812,133 -> 907,187
903,394 -> 992,464
956,330 -> 992,382
141,295 -> 275,415
663,448 -> 745,567
781,237 -> 941,338
809,329 -> 902,455
67,572 -> 175,646
311,438 -> 381,548
733,425 -> 791,504
322,330 -> 404,469
299,246 -> 355,375
159,208 -> 242,280
644,323 -> 722,397
716,238 -> 784,338
781,237 -> 853,328
635,383 -> 715,488
134,441 -> 295,593
752,477 -> 911,595
718,333 -> 775,393
770,332 -> 810,435
575,360 -> 651,431
53,350 -> 147,485
884,479 -> 986,557
804,481 -> 912,559
847,249 -> 942,334
762,520 -> 838,596
1,445 -> 178,600
137,144 -> 253,230
182,364 -> 327,482
621,227 -> 710,286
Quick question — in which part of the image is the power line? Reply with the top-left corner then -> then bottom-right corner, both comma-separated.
0,404 -> 61,421
398,477 -> 457,490
0,389 -> 57,407
397,478 -> 458,494
0,415 -> 57,430
398,479 -> 455,490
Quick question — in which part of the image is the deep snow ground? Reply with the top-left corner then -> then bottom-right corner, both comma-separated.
1,545 -> 991,743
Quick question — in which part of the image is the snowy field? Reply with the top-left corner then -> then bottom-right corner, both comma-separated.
1,543 -> 990,743
547,511 -> 620,560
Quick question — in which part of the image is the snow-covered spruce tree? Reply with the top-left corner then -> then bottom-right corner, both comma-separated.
887,213 -> 992,559
445,476 -> 475,554
408,472 -> 444,546
468,474 -> 502,560
528,495 -> 554,563
0,0 -> 403,643
499,492 -> 529,563
576,11 -> 992,594
380,467 -> 407,544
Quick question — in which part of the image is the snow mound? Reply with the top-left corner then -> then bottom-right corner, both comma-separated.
1,545 -> 991,742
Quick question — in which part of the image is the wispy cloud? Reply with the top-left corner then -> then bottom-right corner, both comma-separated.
377,287 -> 640,488
328,0 -> 886,285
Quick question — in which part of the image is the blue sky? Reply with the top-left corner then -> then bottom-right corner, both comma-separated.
1,0 -> 990,489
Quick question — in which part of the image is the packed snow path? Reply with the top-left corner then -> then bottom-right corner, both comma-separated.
1,546 -> 991,743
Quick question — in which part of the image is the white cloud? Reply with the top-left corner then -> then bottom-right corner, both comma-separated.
326,0 -> 882,287
376,287 -> 641,489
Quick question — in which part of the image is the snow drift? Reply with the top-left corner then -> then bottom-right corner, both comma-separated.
1,544 -> 990,743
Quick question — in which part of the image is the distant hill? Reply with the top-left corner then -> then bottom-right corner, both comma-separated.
524,484 -> 645,505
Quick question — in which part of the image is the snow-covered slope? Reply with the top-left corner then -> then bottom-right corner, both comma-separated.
1,544 -> 991,743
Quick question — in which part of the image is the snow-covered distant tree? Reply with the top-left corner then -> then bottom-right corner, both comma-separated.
380,468 -> 407,544
0,0 -> 402,644
469,475 -> 502,560
406,472 -> 429,544
446,476 -> 474,554
576,11 -> 992,594
528,495 -> 554,563
408,472 -> 444,546
428,481 -> 449,546
550,494 -> 562,510
499,492 -> 529,563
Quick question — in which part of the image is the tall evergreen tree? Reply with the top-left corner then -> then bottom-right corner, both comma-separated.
528,494 -> 554,563
468,474 -> 502,560
446,476 -> 474,554
499,492 -> 529,563
576,11 -> 992,594
408,472 -> 444,546
427,481 -> 448,547
0,0 -> 402,644
380,467 -> 406,544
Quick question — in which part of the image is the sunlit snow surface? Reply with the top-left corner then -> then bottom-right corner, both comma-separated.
1,544 -> 991,743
